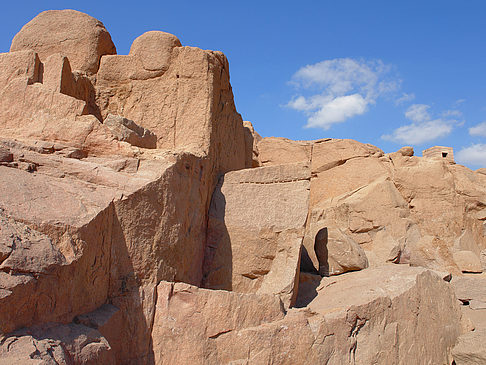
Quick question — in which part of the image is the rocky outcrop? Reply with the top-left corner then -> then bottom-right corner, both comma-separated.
0,9 -> 251,364
451,275 -> 486,364
203,163 -> 310,308
10,10 -> 116,74
257,136 -> 486,276
0,9 -> 479,365
152,266 -> 461,364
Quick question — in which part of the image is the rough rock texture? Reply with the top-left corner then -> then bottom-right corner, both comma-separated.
257,136 -> 486,275
129,31 -> 182,72
452,275 -> 486,364
0,9 -> 477,365
103,114 -> 157,149
10,10 -> 116,74
453,250 -> 483,273
203,163 -> 310,308
452,329 -> 486,365
0,10 -> 251,364
152,266 -> 462,364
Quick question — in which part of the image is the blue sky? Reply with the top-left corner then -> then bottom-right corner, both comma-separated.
2,1 -> 486,168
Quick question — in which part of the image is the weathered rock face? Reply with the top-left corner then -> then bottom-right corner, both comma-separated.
257,136 -> 486,276
203,163 -> 310,308
0,9 -> 477,365
95,35 -> 249,170
10,9 -> 116,74
152,266 -> 462,364
0,9 -> 251,364
451,274 -> 486,364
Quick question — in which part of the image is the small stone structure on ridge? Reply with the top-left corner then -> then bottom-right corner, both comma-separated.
422,146 -> 454,163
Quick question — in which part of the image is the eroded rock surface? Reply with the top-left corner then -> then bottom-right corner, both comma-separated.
0,8 -> 479,365
257,136 -> 486,276
203,163 -> 310,308
10,9 -> 116,74
153,266 -> 462,364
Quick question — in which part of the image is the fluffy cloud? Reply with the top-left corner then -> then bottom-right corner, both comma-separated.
382,104 -> 456,145
469,122 -> 486,137
456,144 -> 486,167
287,58 -> 398,129
306,94 -> 368,129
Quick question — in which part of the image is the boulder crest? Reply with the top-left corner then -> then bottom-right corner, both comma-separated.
129,31 -> 182,72
10,9 -> 116,74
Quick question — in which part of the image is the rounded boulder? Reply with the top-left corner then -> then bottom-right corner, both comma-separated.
10,9 -> 116,74
129,31 -> 181,72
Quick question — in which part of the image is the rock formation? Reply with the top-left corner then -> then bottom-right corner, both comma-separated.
0,9 -> 484,365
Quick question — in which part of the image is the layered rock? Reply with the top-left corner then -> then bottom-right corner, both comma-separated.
452,275 -> 486,364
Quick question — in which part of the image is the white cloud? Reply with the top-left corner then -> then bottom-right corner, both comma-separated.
395,92 -> 415,105
382,103 -> 456,145
405,104 -> 431,122
382,119 -> 452,145
287,58 -> 398,130
456,144 -> 486,167
469,122 -> 486,137
306,94 -> 368,129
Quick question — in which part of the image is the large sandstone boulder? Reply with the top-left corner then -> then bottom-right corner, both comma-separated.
203,163 -> 310,308
152,266 -> 462,364
10,9 -> 116,74
129,31 -> 182,72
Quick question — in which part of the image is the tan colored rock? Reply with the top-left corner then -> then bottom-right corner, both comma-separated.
152,266 -> 462,364
452,275 -> 486,303
0,321 -> 115,364
481,250 -> 486,271
453,250 -> 483,273
36,52 -> 101,119
0,50 -> 41,90
0,50 -> 128,155
305,177 -> 410,273
96,54 -> 161,81
96,46 -> 250,170
243,120 -> 262,167
42,53 -> 75,93
10,9 -> 116,74
258,137 -> 312,166
456,230 -> 482,256
103,114 -> 157,149
129,31 -> 182,72
203,163 -> 310,308
152,281 -> 285,364
310,138 -> 384,174
453,329 -> 486,365
0,12 -> 251,364
314,227 -> 369,276
0,147 -> 13,163
397,146 -> 414,156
